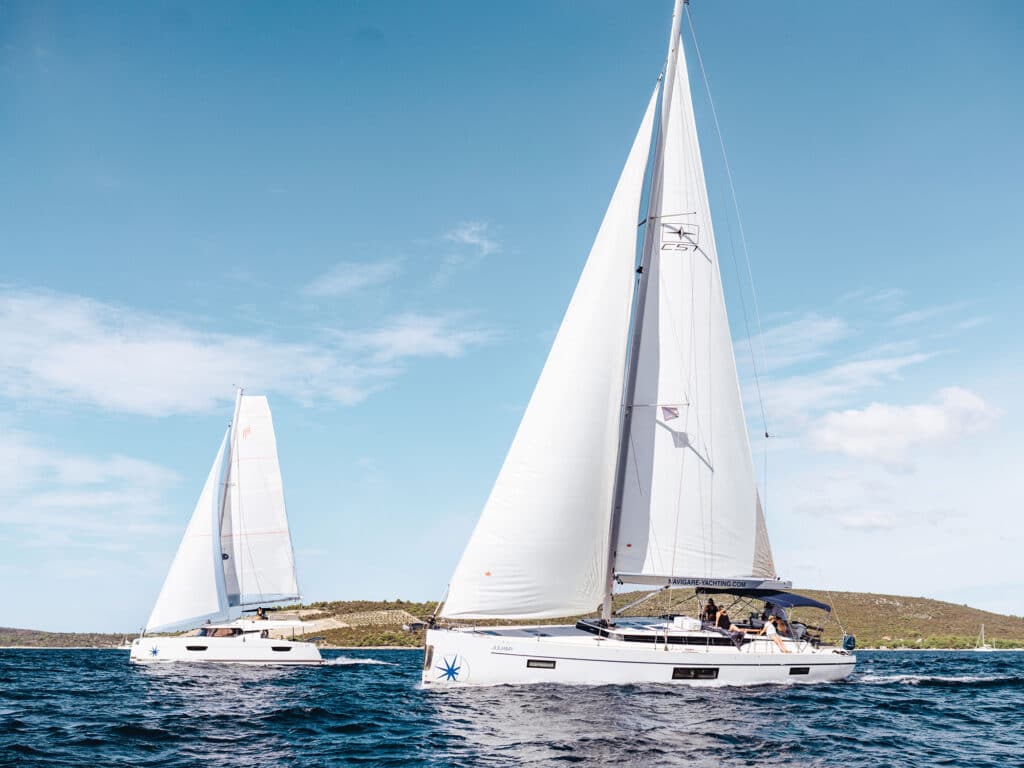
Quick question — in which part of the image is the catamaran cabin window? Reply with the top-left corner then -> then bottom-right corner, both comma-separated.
206,627 -> 242,638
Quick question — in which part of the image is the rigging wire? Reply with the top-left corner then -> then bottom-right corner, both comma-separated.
684,6 -> 774,510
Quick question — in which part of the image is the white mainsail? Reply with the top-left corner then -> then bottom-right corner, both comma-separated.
441,4 -> 779,621
440,87 -> 660,619
614,50 -> 775,583
146,434 -> 230,633
220,395 -> 300,607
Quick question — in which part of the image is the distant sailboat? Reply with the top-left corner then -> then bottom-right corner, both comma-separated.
974,624 -> 995,652
130,391 -> 321,664
423,0 -> 855,687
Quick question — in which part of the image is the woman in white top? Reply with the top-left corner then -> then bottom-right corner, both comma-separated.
757,617 -> 790,653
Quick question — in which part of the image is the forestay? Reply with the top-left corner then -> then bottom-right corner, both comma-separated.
220,395 -> 300,607
146,434 -> 230,633
440,87 -> 660,619
613,37 -> 775,582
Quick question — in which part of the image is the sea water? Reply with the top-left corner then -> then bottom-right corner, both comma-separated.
1,649 -> 1021,766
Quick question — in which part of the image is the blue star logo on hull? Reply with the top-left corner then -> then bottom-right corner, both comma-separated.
149,646 -> 159,657
435,655 -> 461,682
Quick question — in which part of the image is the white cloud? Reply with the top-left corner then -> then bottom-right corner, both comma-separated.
863,288 -> 905,306
737,313 -> 848,372
444,222 -> 499,257
740,293 -> 1021,612
956,316 -> 990,331
338,312 -> 495,363
809,387 -> 998,464
792,484 -> 955,532
0,429 -> 179,549
758,352 -> 933,431
889,301 -> 969,326
744,294 -> 985,429
834,511 -> 898,531
838,287 -> 904,306
774,415 -> 1022,606
435,222 -> 500,285
303,260 -> 401,297
0,289 -> 492,416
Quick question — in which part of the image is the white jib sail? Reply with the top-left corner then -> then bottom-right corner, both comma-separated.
440,87 -> 660,619
220,395 -> 300,607
614,37 -> 775,581
146,433 -> 230,633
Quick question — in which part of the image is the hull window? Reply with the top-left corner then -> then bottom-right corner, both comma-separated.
271,646 -> 292,652
526,659 -> 556,669
788,667 -> 810,675
185,645 -> 208,652
672,667 -> 719,680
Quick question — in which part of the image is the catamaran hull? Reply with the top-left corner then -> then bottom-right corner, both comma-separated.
422,626 -> 855,688
129,636 -> 323,665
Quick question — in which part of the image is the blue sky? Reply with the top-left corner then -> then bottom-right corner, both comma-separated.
2,1 -> 1022,631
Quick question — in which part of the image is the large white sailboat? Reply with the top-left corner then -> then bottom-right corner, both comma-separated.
130,391 -> 321,664
423,0 -> 855,687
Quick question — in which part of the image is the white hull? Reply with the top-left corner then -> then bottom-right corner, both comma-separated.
423,622 -> 855,688
129,635 -> 322,665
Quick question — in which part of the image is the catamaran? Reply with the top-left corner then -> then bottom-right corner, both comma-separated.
130,391 -> 321,664
423,0 -> 855,687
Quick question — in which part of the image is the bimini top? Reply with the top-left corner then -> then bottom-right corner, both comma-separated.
699,588 -> 831,613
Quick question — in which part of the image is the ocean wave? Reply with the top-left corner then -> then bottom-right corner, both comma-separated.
106,723 -> 181,741
323,656 -> 396,666
858,673 -> 1024,688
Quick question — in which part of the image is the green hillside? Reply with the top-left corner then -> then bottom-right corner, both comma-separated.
295,590 -> 1024,650
0,628 -> 125,648
797,590 -> 1024,649
4,591 -> 1022,649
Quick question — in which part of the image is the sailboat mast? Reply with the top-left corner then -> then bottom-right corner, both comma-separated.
600,0 -> 685,623
217,388 -> 244,562
218,387 -> 243,516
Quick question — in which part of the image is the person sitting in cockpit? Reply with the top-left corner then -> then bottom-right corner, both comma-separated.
701,598 -> 718,623
715,607 -> 732,631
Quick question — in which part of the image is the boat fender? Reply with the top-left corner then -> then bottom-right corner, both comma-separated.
842,634 -> 856,651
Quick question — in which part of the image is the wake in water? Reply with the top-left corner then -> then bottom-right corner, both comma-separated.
323,656 -> 396,666
859,673 -> 1024,688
